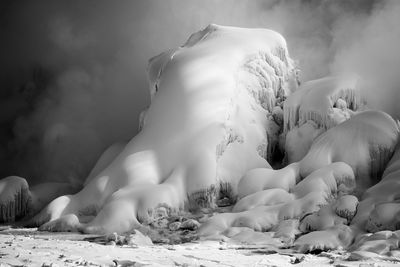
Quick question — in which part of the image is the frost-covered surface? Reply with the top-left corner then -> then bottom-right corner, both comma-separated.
25,24 -> 297,234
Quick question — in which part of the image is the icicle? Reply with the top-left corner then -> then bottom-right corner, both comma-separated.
0,176 -> 30,223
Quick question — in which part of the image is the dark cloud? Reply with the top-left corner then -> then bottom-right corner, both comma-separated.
0,0 -> 398,185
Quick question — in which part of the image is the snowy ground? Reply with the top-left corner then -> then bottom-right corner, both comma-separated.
1,228 -> 399,267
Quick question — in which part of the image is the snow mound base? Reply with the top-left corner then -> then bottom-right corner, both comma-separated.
27,24 -> 297,234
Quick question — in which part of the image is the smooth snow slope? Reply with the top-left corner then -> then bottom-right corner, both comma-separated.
26,24 -> 297,234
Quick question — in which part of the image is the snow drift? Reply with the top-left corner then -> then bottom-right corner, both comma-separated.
12,24 -> 298,234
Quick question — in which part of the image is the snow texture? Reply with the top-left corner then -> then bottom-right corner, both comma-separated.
26,24 -> 297,234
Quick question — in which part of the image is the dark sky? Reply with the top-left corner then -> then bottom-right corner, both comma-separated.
0,0 -> 399,185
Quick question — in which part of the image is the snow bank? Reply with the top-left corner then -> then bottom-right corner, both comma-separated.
29,24 -> 297,234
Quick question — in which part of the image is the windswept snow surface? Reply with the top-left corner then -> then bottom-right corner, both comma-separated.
24,24 -> 298,234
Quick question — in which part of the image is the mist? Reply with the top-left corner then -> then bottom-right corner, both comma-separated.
0,0 -> 399,185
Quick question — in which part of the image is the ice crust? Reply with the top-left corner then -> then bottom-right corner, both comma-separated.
25,25 -> 298,234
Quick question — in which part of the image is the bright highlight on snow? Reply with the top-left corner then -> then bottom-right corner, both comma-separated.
1,24 -> 400,256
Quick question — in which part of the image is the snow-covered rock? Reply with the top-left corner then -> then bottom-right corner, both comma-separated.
28,24 -> 298,234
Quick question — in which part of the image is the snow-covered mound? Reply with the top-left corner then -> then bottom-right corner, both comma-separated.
283,75 -> 362,163
300,110 -> 399,193
26,24 -> 297,234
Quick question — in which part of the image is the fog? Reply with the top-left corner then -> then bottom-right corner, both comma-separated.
0,0 -> 398,185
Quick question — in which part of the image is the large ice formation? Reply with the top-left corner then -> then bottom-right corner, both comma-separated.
24,24 -> 297,234
1,24 -> 400,257
283,75 -> 362,163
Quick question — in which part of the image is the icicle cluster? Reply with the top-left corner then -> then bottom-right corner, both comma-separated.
0,176 -> 30,223
283,75 -> 361,134
282,75 -> 362,164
